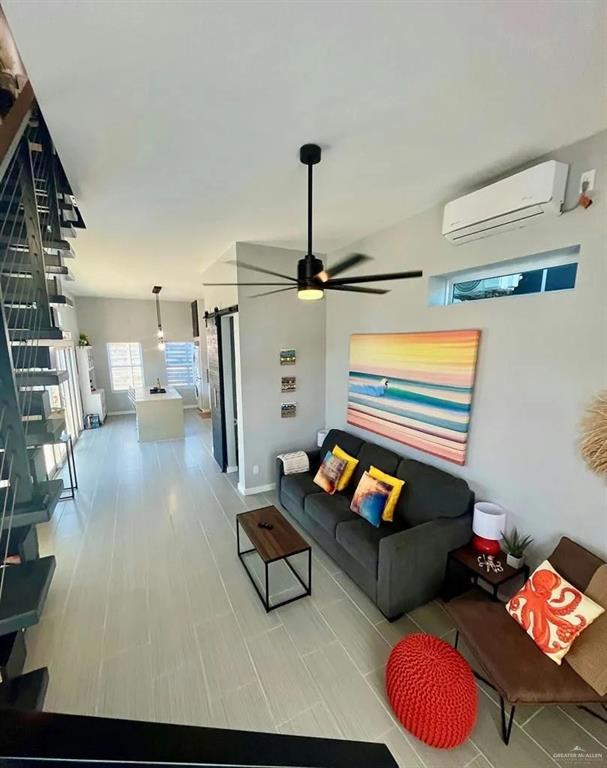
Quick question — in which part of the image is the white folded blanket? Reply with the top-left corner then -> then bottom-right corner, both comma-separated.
277,451 -> 310,475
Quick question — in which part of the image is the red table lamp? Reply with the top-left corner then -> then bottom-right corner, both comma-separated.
472,502 -> 506,556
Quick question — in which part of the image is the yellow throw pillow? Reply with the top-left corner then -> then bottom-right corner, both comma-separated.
369,466 -> 404,522
333,445 -> 359,491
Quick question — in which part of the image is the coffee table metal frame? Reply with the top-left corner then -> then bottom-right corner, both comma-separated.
236,514 -> 312,613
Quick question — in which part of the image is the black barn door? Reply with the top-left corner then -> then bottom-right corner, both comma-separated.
206,316 -> 227,471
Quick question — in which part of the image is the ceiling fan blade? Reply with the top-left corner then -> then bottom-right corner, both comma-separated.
229,260 -> 297,282
315,253 -> 372,282
249,287 -> 298,298
202,282 -> 294,286
325,269 -> 423,286
324,284 -> 389,295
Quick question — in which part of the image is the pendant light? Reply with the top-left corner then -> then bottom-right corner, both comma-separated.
153,285 -> 165,350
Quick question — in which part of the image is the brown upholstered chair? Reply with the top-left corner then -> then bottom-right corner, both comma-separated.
443,537 -> 607,744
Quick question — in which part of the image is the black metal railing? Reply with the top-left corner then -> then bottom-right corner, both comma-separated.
0,709 -> 398,767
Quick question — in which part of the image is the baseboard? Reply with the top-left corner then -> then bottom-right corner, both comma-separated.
237,481 -> 276,496
184,404 -> 198,410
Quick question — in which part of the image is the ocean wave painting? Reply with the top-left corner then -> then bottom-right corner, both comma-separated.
347,330 -> 481,465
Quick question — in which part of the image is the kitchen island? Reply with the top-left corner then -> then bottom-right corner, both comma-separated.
128,387 -> 184,442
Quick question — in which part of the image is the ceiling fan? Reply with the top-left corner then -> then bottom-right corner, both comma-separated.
203,144 -> 423,300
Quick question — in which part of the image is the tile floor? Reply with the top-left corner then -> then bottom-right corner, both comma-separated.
24,413 -> 607,767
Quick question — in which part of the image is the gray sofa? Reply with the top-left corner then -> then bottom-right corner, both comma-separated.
276,428 -> 473,620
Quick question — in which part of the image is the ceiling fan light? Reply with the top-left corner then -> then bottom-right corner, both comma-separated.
298,287 -> 324,301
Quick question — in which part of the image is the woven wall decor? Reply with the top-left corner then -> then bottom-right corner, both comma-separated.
579,391 -> 607,478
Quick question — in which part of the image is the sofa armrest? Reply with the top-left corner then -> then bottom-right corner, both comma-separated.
275,449 -> 321,487
377,514 -> 472,619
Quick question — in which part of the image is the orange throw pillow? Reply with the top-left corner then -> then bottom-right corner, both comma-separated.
506,560 -> 604,665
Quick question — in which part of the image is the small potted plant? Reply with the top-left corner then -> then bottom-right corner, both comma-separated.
501,527 -> 533,569
79,332 -> 91,347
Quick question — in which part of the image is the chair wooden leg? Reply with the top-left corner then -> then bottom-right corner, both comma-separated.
500,697 -> 515,745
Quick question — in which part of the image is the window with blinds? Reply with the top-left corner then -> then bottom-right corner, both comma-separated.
165,342 -> 195,387
107,342 -> 144,392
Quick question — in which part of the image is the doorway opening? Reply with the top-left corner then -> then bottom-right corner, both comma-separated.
204,306 -> 239,474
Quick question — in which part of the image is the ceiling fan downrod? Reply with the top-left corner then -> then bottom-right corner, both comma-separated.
299,144 -> 324,285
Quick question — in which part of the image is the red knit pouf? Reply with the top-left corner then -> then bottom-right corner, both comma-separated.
385,633 -> 477,749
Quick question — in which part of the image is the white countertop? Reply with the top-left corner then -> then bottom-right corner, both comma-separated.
130,387 -> 183,403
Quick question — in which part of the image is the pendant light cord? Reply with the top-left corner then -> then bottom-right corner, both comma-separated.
155,293 -> 162,328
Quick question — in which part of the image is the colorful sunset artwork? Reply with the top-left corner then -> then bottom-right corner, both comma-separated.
347,330 -> 481,465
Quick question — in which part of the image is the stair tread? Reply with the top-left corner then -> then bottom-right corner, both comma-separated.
1,263 -> 69,277
1,479 -> 63,530
0,556 -> 56,635
3,294 -> 73,308
24,416 -> 66,446
9,328 -> 64,341
0,667 -> 48,711
0,236 -> 72,253
15,370 -> 68,387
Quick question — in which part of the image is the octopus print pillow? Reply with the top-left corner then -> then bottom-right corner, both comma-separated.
506,560 -> 604,664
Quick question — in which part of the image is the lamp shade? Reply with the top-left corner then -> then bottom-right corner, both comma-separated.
473,502 -> 506,541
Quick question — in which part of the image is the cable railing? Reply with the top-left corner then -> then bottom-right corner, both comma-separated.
0,87 -> 65,636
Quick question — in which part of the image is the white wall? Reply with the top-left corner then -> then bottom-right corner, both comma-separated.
201,245 -> 238,312
324,130 -> 607,561
202,243 -> 326,492
236,243 -> 326,491
56,298 -> 80,345
75,296 -> 196,413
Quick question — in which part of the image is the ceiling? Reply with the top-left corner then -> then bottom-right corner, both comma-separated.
4,1 -> 606,301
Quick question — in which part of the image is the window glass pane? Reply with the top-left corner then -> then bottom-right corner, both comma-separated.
452,272 -> 525,302
450,262 -> 577,304
165,342 -> 194,386
510,268 -> 543,295
107,342 -> 144,391
545,262 -> 577,292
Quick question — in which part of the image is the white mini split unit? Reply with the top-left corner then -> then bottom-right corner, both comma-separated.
442,160 -> 569,244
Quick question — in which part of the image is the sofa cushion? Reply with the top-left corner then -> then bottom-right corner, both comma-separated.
321,429 -> 365,462
336,518 -> 394,575
549,536 -> 605,592
352,443 -> 400,490
444,590 -> 606,704
281,472 -> 320,508
305,492 -> 357,536
566,564 -> 607,695
394,459 -> 472,527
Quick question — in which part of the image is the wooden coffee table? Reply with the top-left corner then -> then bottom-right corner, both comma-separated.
236,506 -> 312,612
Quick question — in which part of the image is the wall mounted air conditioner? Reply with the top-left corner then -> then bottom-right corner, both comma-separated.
442,160 -> 569,245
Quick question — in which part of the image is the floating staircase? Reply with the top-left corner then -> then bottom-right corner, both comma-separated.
0,86 -> 84,710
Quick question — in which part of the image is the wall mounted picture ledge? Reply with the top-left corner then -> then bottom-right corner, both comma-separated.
347,330 -> 481,465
